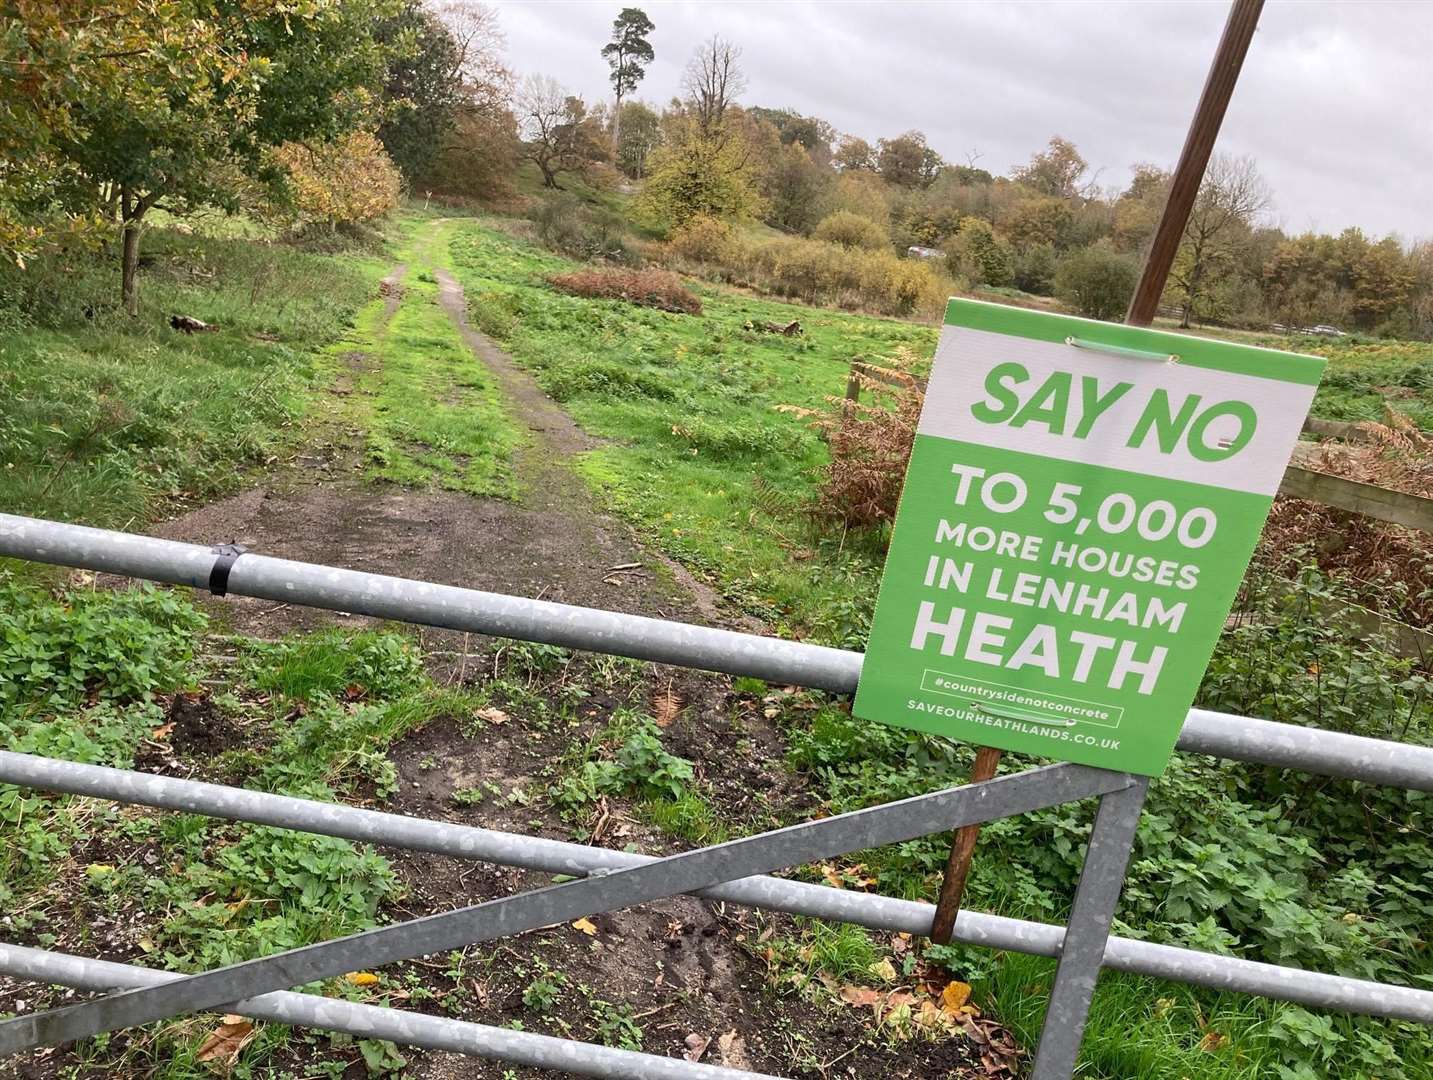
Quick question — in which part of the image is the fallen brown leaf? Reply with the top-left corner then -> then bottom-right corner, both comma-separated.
475,706 -> 510,725
839,985 -> 883,1008
571,916 -> 599,936
717,1030 -> 750,1070
196,1015 -> 256,1069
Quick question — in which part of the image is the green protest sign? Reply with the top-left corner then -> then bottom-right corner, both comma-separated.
853,299 -> 1325,776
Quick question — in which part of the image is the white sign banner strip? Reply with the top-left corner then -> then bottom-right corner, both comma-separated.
0,763 -> 1131,1055
919,327 -> 1318,497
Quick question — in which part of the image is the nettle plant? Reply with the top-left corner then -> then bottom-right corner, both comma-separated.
551,709 -> 697,815
783,558 -> 1432,1077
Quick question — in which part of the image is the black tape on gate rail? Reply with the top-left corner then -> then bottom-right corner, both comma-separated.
208,543 -> 247,597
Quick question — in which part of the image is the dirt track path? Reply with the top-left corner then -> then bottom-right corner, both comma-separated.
157,265 -> 716,643
144,221 -> 979,1080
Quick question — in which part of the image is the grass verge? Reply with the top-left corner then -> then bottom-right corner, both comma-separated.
0,229 -> 387,531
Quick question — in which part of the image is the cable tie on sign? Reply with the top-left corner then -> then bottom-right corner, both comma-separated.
208,543 -> 247,597
1065,336 -> 1179,365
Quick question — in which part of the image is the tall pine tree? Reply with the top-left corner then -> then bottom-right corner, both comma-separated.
601,8 -> 655,151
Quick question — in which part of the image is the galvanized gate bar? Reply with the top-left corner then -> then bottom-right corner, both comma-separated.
1030,778 -> 1151,1080
4,755 -> 1433,1024
0,943 -> 782,1080
5,514 -> 1433,791
0,763 -> 1129,1053
0,513 -> 857,692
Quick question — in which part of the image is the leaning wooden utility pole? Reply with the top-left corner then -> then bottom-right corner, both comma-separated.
928,0 -> 1265,947
1125,0 -> 1265,326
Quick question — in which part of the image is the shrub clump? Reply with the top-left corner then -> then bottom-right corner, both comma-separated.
664,230 -> 950,318
667,214 -> 733,264
809,349 -> 925,528
548,268 -> 702,315
945,218 -> 1014,289
1054,244 -> 1139,320
530,193 -> 634,263
813,211 -> 890,251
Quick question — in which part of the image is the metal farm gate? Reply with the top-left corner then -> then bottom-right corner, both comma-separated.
0,512 -> 1430,1080
4,4 -> 1431,1075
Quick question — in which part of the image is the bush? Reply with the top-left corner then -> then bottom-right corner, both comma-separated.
667,215 -> 733,264
810,350 -> 924,529
271,131 -> 401,231
530,193 -> 633,263
548,268 -> 702,315
1054,245 -> 1139,320
813,211 -> 890,251
1012,242 -> 1058,295
662,230 -> 951,318
945,218 -> 1014,289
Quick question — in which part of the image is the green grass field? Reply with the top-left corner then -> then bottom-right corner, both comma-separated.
0,229 -> 387,530
443,218 -> 935,644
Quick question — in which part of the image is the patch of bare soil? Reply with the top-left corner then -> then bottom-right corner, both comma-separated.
366,649 -> 987,1080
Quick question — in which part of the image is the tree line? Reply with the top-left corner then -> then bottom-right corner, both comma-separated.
4,2 -> 1428,337
480,8 -> 1429,337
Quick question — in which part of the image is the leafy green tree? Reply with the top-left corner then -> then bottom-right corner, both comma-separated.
762,141 -> 832,234
601,8 -> 655,151
1013,136 -> 1087,198
1351,235 -> 1415,330
1012,242 -> 1058,295
877,131 -> 942,189
1055,244 -> 1139,320
749,107 -> 834,167
615,101 -> 661,178
1003,195 -> 1073,251
943,163 -> 995,186
10,0 -> 397,312
945,218 -> 1013,288
375,2 -> 464,182
0,0 -> 268,273
637,117 -> 761,228
1111,164 -> 1170,252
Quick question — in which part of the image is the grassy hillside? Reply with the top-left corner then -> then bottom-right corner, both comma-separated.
0,231 -> 388,529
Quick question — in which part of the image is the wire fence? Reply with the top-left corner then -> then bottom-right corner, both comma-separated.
1,511 -> 1431,1080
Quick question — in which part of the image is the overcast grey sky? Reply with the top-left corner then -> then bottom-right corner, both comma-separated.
488,0 -> 1430,242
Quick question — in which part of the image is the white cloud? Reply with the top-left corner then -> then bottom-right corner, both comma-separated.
485,0 -> 1431,240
